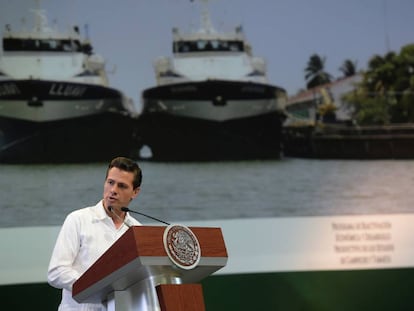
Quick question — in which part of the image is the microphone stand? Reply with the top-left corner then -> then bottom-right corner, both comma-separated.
108,206 -> 131,228
121,207 -> 170,225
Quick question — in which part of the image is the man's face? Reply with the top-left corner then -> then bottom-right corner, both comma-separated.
103,167 -> 139,210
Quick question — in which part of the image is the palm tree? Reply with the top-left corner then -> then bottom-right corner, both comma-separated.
343,43 -> 414,124
339,59 -> 357,77
365,52 -> 397,95
304,54 -> 332,89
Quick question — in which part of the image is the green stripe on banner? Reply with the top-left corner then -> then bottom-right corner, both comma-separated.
202,269 -> 414,311
0,283 -> 60,310
3,268 -> 413,310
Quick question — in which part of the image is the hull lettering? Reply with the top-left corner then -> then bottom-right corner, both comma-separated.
0,83 -> 21,96
49,83 -> 87,97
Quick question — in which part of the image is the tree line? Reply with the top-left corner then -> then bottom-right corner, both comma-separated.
303,43 -> 414,125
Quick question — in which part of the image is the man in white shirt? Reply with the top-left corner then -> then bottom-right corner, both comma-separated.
48,157 -> 143,311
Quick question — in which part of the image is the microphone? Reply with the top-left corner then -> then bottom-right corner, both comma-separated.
108,206 -> 131,228
121,207 -> 170,225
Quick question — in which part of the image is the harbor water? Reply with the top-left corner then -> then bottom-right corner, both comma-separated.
1,158 -> 414,228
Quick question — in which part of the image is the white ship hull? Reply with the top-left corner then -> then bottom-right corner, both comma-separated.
0,80 -> 131,122
140,80 -> 286,161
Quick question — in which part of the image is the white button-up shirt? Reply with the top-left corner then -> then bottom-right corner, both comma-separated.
47,200 -> 141,311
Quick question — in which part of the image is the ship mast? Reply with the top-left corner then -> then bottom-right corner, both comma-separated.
31,0 -> 53,34
198,0 -> 216,34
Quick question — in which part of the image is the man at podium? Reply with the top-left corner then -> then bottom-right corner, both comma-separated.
47,157 -> 143,311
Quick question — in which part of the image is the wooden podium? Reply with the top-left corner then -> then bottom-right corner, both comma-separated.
72,226 -> 228,311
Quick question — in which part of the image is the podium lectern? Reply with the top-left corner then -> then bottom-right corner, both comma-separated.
72,226 -> 228,311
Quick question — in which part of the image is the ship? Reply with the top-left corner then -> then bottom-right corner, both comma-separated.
0,5 -> 141,163
138,0 -> 287,161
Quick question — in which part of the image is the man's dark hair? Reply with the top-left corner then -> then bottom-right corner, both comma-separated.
106,157 -> 142,188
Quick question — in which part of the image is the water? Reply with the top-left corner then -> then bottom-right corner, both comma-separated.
1,158 -> 414,228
